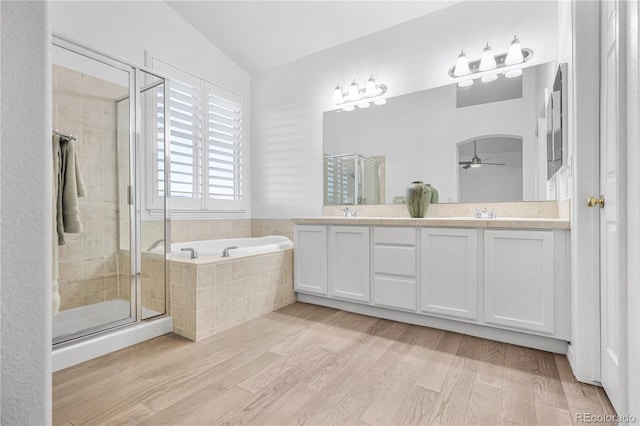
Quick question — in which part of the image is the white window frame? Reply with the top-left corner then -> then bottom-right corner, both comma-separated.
145,56 -> 246,218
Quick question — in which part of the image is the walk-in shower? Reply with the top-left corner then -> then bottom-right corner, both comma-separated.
52,37 -> 171,366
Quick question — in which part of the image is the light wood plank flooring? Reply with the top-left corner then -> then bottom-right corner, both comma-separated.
53,303 -> 617,425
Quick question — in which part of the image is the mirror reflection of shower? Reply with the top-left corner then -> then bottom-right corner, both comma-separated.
324,153 -> 383,205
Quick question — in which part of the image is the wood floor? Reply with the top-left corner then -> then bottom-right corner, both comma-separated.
53,303 -> 617,426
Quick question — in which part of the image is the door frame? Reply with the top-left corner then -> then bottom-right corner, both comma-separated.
624,0 -> 640,418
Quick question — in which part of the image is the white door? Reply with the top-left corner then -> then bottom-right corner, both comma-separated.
599,0 -> 627,414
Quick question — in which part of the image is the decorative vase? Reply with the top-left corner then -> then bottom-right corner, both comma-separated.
427,184 -> 439,204
405,181 -> 432,218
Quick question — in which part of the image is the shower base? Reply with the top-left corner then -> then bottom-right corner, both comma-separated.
52,300 -> 171,371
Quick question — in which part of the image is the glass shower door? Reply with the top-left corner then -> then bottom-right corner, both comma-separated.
52,41 -> 137,344
52,38 -> 169,346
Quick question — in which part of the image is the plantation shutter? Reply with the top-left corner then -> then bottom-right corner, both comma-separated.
158,79 -> 202,206
150,57 -> 245,213
205,83 -> 244,210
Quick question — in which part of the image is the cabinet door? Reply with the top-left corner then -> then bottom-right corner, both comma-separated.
329,226 -> 370,302
484,230 -> 554,334
420,228 -> 478,320
293,225 -> 327,295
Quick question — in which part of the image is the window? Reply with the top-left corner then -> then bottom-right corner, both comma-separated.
149,58 -> 244,214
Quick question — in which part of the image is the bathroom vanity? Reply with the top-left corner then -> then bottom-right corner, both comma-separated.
292,217 -> 571,353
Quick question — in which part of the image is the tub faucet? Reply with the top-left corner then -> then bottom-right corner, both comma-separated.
180,247 -> 198,259
222,246 -> 238,257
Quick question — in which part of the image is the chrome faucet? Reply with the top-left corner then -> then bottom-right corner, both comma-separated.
471,207 -> 497,219
222,246 -> 238,257
341,207 -> 360,218
180,247 -> 198,259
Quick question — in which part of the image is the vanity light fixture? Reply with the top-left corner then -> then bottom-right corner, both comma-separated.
449,36 -> 533,87
332,74 -> 388,111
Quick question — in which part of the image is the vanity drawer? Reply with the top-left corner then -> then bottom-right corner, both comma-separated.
373,246 -> 416,277
373,276 -> 416,311
374,227 -> 416,246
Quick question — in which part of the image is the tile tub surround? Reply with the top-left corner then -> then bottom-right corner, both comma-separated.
169,249 -> 294,341
170,219 -> 251,244
251,219 -> 294,241
322,200 -> 564,219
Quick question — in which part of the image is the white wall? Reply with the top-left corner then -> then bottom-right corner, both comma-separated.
51,0 -> 252,218
251,0 -> 559,218
1,2 -> 52,423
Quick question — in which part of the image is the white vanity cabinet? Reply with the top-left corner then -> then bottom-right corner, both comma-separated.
484,230 -> 568,337
372,227 -> 418,311
293,225 -> 328,295
293,221 -> 570,350
329,226 -> 370,303
420,228 -> 478,320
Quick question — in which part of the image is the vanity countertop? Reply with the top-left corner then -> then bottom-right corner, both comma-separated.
292,216 -> 571,229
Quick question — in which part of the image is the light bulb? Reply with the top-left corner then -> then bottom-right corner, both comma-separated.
373,98 -> 387,105
332,83 -> 343,104
481,74 -> 498,83
505,69 -> 523,78
470,163 -> 481,168
357,100 -> 370,108
454,50 -> 471,77
348,79 -> 360,102
342,104 -> 355,112
365,75 -> 377,97
479,43 -> 497,71
505,36 -> 524,66
458,79 -> 474,88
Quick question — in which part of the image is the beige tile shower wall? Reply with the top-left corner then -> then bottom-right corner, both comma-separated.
170,219 -> 251,243
169,249 -> 295,341
141,256 -> 166,315
251,219 -> 294,241
53,65 -> 129,311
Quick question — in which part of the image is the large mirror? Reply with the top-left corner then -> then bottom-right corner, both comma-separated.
323,61 -> 563,205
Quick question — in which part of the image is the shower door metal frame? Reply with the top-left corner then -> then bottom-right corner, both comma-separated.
51,35 -> 170,346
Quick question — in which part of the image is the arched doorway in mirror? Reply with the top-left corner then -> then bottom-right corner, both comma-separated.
457,135 -> 523,202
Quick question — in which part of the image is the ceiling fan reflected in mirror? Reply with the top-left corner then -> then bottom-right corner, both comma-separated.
459,140 -> 506,170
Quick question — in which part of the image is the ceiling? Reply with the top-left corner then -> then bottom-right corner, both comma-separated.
166,1 -> 460,74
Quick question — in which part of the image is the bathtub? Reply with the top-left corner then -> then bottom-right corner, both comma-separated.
155,235 -> 294,259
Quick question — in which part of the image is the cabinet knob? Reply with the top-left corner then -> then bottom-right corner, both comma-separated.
586,195 -> 605,208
